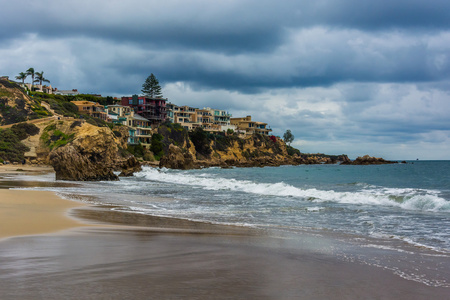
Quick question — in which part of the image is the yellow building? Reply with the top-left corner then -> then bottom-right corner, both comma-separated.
71,101 -> 107,121
230,115 -> 272,135
167,103 -> 233,132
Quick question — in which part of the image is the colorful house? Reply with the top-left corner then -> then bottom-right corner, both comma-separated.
121,95 -> 167,127
230,115 -> 272,136
71,100 -> 108,121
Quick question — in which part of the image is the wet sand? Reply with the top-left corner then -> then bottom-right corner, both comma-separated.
0,170 -> 449,299
1,223 -> 448,299
0,164 -> 54,175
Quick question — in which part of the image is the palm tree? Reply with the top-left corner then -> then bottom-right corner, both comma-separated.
26,67 -> 35,89
27,68 -> 35,91
15,72 -> 28,84
34,71 -> 50,86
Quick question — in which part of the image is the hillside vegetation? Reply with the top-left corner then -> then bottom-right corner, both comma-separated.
0,123 -> 40,163
0,79 -> 49,125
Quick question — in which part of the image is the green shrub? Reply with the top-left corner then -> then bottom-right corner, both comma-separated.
10,123 -> 40,140
287,145 -> 301,156
127,144 -> 146,157
150,133 -> 164,160
143,152 -> 155,162
40,125 -> 75,150
0,128 -> 30,162
189,128 -> 212,157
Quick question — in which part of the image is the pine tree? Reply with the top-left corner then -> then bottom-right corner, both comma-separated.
283,129 -> 294,146
141,73 -> 163,98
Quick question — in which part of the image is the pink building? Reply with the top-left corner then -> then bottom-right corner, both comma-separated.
121,95 -> 167,126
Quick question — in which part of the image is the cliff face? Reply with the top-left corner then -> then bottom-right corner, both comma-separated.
33,119 -> 139,180
158,128 -> 348,169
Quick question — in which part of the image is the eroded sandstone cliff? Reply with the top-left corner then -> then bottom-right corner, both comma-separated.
37,119 -> 139,180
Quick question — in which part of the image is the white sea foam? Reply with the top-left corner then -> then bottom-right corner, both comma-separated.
135,167 -> 450,212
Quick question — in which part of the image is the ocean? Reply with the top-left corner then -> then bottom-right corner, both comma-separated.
7,160 -> 450,287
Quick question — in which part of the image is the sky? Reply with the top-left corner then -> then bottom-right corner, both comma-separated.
1,0 -> 450,160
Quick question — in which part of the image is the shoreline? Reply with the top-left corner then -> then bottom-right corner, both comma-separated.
0,189 -> 90,240
0,167 -> 449,299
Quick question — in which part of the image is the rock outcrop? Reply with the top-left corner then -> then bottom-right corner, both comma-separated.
159,144 -> 195,170
119,156 -> 142,177
50,145 -> 119,181
158,131 -> 355,170
45,120 -> 141,180
341,155 -> 397,165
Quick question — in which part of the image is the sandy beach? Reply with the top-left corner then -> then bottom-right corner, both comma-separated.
0,164 -> 88,240
0,189 -> 88,240
0,165 -> 449,299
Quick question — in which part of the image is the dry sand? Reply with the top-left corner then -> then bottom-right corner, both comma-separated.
0,189 -> 87,240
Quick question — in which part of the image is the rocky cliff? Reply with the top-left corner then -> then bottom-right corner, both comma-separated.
35,119 -> 140,180
158,127 -> 350,170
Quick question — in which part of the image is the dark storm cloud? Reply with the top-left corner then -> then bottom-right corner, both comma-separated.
2,0 -> 450,93
304,0 -> 450,30
2,1 -> 450,159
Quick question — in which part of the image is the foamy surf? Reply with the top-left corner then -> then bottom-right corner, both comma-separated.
135,166 -> 449,212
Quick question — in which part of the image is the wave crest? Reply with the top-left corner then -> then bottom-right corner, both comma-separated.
135,167 -> 449,212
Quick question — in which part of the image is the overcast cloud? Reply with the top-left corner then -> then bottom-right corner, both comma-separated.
1,0 -> 449,159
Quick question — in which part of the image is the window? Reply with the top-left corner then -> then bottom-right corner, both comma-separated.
129,100 -> 132,105
139,99 -> 143,105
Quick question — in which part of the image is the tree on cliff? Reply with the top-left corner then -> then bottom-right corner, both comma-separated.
141,73 -> 163,98
15,72 -> 27,84
34,71 -> 50,86
26,68 -> 35,89
283,129 -> 294,146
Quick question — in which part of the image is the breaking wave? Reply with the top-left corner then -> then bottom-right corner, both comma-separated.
135,167 -> 449,212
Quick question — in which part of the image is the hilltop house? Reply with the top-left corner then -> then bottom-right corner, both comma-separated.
106,104 -> 153,148
230,115 -> 272,136
71,100 -> 108,121
54,88 -> 80,96
121,95 -> 167,127
22,83 -> 53,94
166,103 -> 235,132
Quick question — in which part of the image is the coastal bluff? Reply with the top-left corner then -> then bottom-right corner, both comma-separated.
157,125 -> 351,170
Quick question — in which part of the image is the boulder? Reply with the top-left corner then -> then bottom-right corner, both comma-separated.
159,144 -> 196,170
47,121 -> 130,181
50,145 -> 118,181
119,156 -> 142,177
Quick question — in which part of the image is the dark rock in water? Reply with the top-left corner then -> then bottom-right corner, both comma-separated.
337,155 -> 351,164
119,156 -> 142,177
342,155 -> 397,165
159,144 -> 196,170
50,145 -> 119,181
